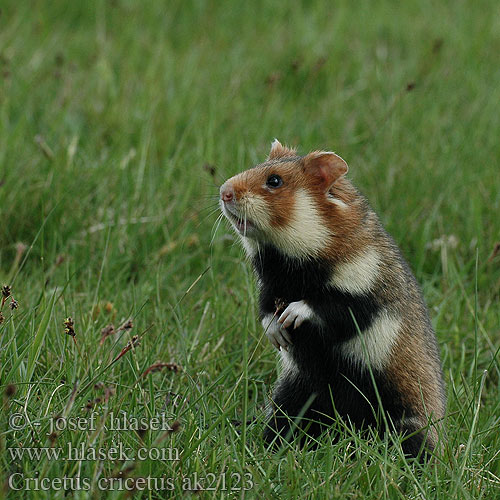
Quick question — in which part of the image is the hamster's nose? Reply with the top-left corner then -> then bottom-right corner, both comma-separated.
220,184 -> 234,203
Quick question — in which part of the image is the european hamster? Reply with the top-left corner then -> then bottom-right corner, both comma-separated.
219,140 -> 446,459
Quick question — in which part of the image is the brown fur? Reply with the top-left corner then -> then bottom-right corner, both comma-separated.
226,154 -> 370,260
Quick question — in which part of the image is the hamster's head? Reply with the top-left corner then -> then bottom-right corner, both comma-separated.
220,140 -> 363,259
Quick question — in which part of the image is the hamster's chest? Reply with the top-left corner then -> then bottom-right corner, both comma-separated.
252,245 -> 330,302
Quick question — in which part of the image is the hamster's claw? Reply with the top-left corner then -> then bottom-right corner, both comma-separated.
278,300 -> 314,330
262,315 -> 292,351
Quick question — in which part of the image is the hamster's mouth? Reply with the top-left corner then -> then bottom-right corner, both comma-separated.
222,205 -> 257,236
233,218 -> 255,235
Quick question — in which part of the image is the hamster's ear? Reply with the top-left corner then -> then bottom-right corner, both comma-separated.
303,151 -> 348,191
268,139 -> 297,160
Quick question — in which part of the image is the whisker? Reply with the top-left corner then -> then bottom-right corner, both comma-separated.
210,212 -> 225,248
212,211 -> 225,235
197,203 -> 220,214
197,178 -> 224,190
256,240 -> 263,270
194,206 -> 223,229
230,238 -> 243,253
242,206 -> 246,237
197,194 -> 221,201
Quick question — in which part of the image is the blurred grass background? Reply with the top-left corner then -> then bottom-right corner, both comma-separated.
0,0 -> 499,498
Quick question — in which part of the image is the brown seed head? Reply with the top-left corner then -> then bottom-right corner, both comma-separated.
118,319 -> 133,331
100,324 -> 116,344
2,285 -> 11,299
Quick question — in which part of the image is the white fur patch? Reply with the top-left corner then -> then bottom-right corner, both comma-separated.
272,189 -> 332,258
329,198 -> 348,209
340,309 -> 401,370
329,247 -> 380,295
239,237 -> 257,258
279,349 -> 298,375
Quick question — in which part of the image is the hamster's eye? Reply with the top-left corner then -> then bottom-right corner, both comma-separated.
266,174 -> 283,189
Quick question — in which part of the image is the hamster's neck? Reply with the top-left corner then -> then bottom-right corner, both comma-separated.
252,244 -> 330,300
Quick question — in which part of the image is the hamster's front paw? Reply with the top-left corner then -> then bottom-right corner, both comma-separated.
278,300 -> 315,330
262,314 -> 292,351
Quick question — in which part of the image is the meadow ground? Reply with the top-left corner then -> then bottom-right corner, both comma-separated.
0,1 -> 499,498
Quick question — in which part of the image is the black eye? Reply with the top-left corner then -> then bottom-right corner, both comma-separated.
266,174 -> 283,188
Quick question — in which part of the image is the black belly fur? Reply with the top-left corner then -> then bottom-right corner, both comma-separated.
254,245 -> 414,446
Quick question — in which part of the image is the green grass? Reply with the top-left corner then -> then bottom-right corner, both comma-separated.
1,0 -> 499,498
